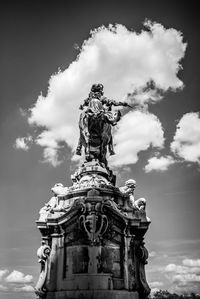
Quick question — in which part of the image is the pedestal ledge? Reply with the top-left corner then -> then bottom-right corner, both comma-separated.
46,290 -> 139,299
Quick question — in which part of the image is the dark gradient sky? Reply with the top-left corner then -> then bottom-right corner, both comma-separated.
0,0 -> 199,297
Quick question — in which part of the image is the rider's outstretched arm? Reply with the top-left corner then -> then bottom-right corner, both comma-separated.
79,98 -> 90,110
101,97 -> 133,108
109,99 -> 131,108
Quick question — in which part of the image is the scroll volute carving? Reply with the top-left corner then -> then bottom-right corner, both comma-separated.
35,242 -> 51,298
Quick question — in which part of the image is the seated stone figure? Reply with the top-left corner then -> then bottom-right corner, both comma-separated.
51,183 -> 69,198
133,197 -> 146,210
120,179 -> 146,211
119,179 -> 136,207
39,195 -> 58,221
39,183 -> 69,221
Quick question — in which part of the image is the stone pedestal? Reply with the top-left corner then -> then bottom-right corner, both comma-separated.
35,160 -> 151,299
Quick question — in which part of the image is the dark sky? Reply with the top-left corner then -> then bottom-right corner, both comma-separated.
0,0 -> 199,297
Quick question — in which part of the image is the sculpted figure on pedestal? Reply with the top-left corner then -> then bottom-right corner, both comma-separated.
133,197 -> 146,211
120,179 -> 147,211
76,83 -> 130,165
39,195 -> 58,221
119,179 -> 136,207
51,183 -> 69,197
39,183 -> 70,221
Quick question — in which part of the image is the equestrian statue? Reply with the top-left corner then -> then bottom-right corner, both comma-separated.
76,84 -> 130,166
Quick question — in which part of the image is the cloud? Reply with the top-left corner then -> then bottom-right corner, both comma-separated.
165,263 -> 180,272
19,21 -> 186,166
43,147 -> 62,167
19,107 -> 28,117
0,269 -> 35,294
5,270 -> 33,284
109,110 -> 164,167
165,263 -> 200,275
0,284 -> 8,291
144,155 -> 175,172
14,285 -> 34,292
183,258 -> 200,267
0,270 -> 9,281
172,283 -> 200,294
149,281 -> 163,288
149,251 -> 156,258
171,112 -> 200,164
15,136 -> 32,151
165,259 -> 200,293
173,273 -> 200,283
128,81 -> 163,107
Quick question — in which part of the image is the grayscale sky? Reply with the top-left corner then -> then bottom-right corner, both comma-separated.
0,0 -> 199,297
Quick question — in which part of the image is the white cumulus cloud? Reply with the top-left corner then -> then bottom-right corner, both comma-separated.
0,269 -> 9,281
145,155 -> 175,173
171,112 -> 200,164
15,136 -> 32,151
0,284 -> 8,291
149,281 -> 163,288
14,284 -> 34,292
165,262 -> 200,275
149,251 -> 156,258
173,273 -> 200,283
19,21 -> 186,166
171,283 -> 200,294
5,270 -> 33,284
109,110 -> 164,167
165,258 -> 200,293
183,258 -> 200,267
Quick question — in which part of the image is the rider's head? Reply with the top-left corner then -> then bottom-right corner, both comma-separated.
91,84 -> 104,95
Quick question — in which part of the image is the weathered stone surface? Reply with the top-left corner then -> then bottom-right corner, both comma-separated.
35,159 -> 151,299
46,290 -> 139,299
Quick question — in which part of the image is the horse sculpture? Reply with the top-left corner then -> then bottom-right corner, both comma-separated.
76,98 -> 121,166
76,84 -> 131,166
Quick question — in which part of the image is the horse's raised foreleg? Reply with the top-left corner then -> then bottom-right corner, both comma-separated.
84,132 -> 90,159
79,111 -> 92,160
103,123 -> 115,156
76,135 -> 83,155
108,136 -> 115,155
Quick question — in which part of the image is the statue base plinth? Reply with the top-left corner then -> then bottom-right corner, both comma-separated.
45,290 -> 139,299
35,161 -> 151,299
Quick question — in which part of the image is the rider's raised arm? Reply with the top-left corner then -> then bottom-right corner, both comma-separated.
107,99 -> 130,107
79,98 -> 90,110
